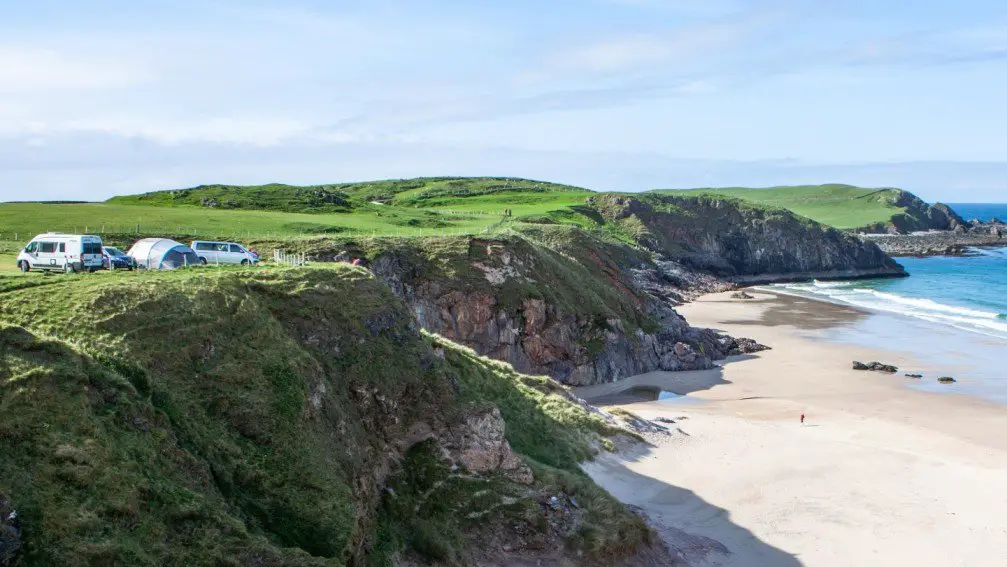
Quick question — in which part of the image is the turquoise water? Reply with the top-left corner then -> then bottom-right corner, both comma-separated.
947,203 -> 1007,222
768,235 -> 1007,402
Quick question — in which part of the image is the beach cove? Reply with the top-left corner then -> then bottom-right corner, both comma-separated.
578,291 -> 1007,567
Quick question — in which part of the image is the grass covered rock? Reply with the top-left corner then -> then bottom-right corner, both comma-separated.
0,266 -> 654,565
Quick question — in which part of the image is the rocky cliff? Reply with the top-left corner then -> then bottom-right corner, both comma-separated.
859,190 -> 966,234
588,193 -> 907,283
297,228 -> 761,387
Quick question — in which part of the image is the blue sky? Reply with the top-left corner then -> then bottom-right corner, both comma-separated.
2,0 -> 1007,201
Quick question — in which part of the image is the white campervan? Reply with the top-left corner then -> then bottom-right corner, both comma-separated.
16,233 -> 104,273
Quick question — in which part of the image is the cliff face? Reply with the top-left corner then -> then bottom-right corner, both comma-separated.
860,190 -> 966,234
0,267 -> 663,566
315,230 -> 750,387
589,194 -> 907,283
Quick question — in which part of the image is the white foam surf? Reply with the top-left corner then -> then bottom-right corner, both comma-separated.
768,282 -> 1007,340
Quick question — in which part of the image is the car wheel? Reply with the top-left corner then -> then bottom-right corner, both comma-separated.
65,263 -> 75,274
19,261 -> 30,273
200,257 -> 208,265
241,259 -> 249,265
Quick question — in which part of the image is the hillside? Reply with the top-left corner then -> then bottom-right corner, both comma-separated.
0,265 -> 674,566
589,193 -> 905,281
660,185 -> 964,233
107,177 -> 591,216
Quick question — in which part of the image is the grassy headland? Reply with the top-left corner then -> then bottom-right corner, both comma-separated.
657,185 -> 911,230
0,265 -> 649,565
0,179 -> 954,251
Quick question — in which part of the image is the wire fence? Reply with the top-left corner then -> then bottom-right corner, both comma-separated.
273,250 -> 308,267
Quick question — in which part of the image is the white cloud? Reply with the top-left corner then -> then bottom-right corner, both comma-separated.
547,25 -> 743,73
0,47 -> 153,92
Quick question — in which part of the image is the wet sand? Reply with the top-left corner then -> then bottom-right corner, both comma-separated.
579,291 -> 1007,567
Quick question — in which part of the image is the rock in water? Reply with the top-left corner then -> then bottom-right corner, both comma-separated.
729,337 -> 770,355
853,361 -> 898,373
905,373 -> 923,379
938,376 -> 957,384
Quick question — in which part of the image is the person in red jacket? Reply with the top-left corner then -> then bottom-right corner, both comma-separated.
800,412 -> 806,425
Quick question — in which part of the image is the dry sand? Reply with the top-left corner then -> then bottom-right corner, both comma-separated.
578,291 -> 1007,567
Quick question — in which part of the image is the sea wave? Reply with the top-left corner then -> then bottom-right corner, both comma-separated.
769,282 -> 1007,339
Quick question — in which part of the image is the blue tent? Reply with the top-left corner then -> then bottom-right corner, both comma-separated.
127,238 -> 199,270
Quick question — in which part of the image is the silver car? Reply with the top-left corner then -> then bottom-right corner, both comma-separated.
190,241 -> 259,265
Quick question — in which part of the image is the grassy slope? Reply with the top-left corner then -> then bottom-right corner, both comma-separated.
0,179 -> 592,249
2,179 -> 932,249
0,266 -> 646,566
659,185 -> 905,229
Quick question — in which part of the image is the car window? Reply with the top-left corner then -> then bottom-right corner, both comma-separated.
195,242 -> 213,251
25,242 -> 37,253
230,244 -> 243,253
39,242 -> 56,253
106,247 -> 122,256
216,243 -> 229,252
58,243 -> 66,253
82,242 -> 101,255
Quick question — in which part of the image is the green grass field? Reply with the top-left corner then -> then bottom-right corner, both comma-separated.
0,179 -> 929,252
0,201 -> 503,242
658,184 -> 905,229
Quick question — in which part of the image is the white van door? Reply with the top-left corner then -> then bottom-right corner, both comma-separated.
37,240 -> 58,269
193,242 -> 214,263
57,241 -> 70,270
228,244 -> 247,264
22,241 -> 40,268
214,243 -> 231,264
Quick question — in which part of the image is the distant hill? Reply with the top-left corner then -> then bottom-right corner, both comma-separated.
107,177 -> 592,214
657,184 -> 964,233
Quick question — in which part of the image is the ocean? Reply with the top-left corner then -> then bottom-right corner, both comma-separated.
766,204 -> 1007,402
946,203 -> 1007,222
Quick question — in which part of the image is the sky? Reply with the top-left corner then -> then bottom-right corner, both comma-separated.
2,0 -> 1007,202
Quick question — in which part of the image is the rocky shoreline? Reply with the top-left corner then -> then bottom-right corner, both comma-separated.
859,220 -> 1005,256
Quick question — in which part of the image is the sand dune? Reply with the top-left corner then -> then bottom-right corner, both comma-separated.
579,292 -> 1007,567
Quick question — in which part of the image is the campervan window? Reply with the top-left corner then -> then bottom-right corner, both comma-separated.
25,242 -> 37,253
82,242 -> 102,255
230,244 -> 243,253
195,242 -> 214,251
58,243 -> 66,253
215,243 -> 229,252
39,242 -> 56,253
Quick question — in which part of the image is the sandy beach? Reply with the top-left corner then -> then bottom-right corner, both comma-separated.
578,291 -> 1007,567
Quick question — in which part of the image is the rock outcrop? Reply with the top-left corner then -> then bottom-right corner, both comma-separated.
858,190 -> 966,234
853,361 -> 899,373
589,193 -> 907,283
443,407 -> 534,484
333,233 -> 763,386
861,219 -> 1006,257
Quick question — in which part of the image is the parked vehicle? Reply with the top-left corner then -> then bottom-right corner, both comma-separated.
16,233 -> 104,273
102,246 -> 136,270
190,241 -> 259,265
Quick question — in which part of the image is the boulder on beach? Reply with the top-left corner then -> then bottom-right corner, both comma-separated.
938,376 -> 957,384
904,373 -> 923,379
731,291 -> 756,300
853,361 -> 899,373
